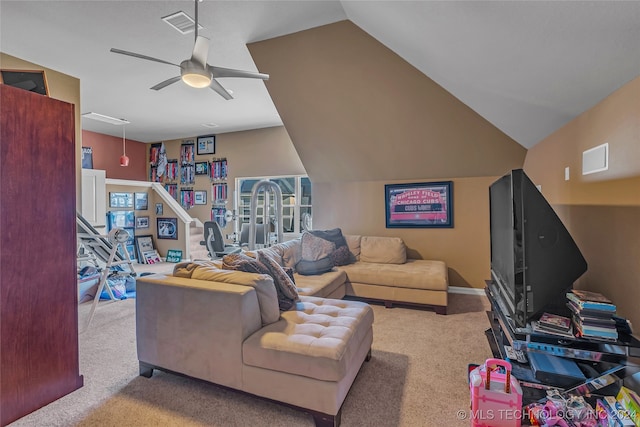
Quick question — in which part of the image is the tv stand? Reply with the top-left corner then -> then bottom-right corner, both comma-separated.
484,282 -> 640,404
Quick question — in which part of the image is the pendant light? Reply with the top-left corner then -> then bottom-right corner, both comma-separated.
120,122 -> 130,167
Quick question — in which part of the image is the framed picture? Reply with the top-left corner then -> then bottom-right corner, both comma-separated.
134,192 -> 148,210
107,210 -> 135,229
195,161 -> 210,175
0,69 -> 49,96
135,235 -> 155,262
155,203 -> 163,215
384,181 -> 453,228
136,216 -> 150,229
81,147 -> 93,169
109,192 -> 134,208
194,190 -> 207,205
157,217 -> 178,240
196,135 -> 215,155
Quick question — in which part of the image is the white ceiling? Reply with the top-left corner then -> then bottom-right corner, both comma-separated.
1,1 -> 639,148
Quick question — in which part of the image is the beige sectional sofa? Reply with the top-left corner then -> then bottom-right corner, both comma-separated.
135,232 -> 447,426
339,235 -> 449,314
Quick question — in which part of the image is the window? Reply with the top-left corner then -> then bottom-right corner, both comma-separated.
236,175 -> 311,235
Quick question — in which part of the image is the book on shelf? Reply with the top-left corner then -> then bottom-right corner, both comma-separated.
531,320 -> 576,338
566,291 -> 616,312
570,289 -> 613,303
573,320 -> 618,341
538,312 -> 572,332
567,300 -> 616,319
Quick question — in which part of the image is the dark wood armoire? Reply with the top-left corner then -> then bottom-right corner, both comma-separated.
0,84 -> 83,426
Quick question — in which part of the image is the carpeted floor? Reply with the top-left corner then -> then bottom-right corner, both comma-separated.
10,293 -> 493,427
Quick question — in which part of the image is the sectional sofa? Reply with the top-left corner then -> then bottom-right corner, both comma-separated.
135,233 -> 448,426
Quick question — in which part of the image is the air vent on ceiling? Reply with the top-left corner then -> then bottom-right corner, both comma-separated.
202,123 -> 219,129
162,11 -> 204,34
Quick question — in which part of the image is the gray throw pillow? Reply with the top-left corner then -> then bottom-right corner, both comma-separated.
296,257 -> 334,276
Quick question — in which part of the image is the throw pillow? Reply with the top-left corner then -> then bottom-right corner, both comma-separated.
295,257 -> 334,276
301,231 -> 336,261
309,228 -> 348,249
330,245 -> 354,266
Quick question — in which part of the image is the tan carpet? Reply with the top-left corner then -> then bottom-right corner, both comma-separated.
10,293 -> 492,427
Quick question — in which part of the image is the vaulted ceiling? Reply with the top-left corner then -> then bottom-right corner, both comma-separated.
1,1 -> 638,148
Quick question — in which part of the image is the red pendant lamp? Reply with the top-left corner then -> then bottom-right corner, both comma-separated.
120,123 -> 129,167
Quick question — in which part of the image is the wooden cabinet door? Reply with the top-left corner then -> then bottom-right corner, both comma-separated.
0,84 -> 83,426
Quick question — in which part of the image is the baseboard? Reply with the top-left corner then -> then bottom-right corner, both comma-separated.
448,286 -> 485,296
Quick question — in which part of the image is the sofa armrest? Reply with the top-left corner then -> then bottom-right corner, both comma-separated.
136,274 -> 262,389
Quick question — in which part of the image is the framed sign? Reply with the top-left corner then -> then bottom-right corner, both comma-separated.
109,192 -> 134,208
155,203 -> 163,215
136,216 -> 150,229
195,161 -> 210,175
81,147 -> 93,169
196,135 -> 215,155
194,190 -> 207,205
135,235 -> 155,261
384,181 -> 453,228
134,192 -> 148,210
166,249 -> 183,263
157,217 -> 178,240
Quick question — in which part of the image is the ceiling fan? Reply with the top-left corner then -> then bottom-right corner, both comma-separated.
110,0 -> 268,100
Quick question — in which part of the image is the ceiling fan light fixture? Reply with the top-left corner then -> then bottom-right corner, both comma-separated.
182,72 -> 211,88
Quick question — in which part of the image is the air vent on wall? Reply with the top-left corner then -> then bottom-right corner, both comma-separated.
162,11 -> 204,34
582,143 -> 609,175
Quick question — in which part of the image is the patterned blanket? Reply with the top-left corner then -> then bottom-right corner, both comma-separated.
222,250 -> 298,311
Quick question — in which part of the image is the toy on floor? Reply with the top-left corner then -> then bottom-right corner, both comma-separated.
526,391 -> 597,427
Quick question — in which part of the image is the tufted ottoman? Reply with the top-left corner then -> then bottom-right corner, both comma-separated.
241,296 -> 374,426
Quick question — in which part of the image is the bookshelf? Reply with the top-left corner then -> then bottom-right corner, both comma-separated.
484,283 -> 640,405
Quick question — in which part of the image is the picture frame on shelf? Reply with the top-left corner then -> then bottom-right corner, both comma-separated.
136,216 -> 150,229
195,161 -> 210,175
166,249 -> 183,263
196,135 -> 215,155
134,192 -> 148,210
155,203 -> 163,215
384,181 -> 453,228
157,217 -> 178,240
109,192 -> 134,208
194,190 -> 207,205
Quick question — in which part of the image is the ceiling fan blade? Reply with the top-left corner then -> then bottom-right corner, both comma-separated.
209,65 -> 269,80
150,76 -> 182,91
191,35 -> 209,66
209,78 -> 234,100
110,48 -> 179,67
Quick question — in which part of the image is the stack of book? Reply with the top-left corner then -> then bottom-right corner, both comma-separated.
566,289 -> 618,341
531,312 -> 574,338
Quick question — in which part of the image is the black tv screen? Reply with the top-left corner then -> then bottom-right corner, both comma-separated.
489,169 -> 587,328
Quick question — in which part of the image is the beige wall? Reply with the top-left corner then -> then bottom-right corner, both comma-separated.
313,177 -> 498,288
148,126 -> 306,236
248,20 -> 527,289
524,75 -> 640,330
1,53 -> 82,209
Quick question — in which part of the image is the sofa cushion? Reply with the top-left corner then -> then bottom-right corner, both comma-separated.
330,245 -> 354,267
270,239 -> 302,269
301,231 -> 336,261
190,263 -> 280,326
295,269 -> 347,298
360,236 -> 406,264
295,257 -> 334,276
338,259 -> 448,291
243,296 -> 374,382
344,235 -> 361,261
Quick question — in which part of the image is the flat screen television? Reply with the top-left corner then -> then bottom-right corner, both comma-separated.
489,169 -> 587,329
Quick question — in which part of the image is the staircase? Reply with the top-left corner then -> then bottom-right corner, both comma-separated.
189,221 -> 210,261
